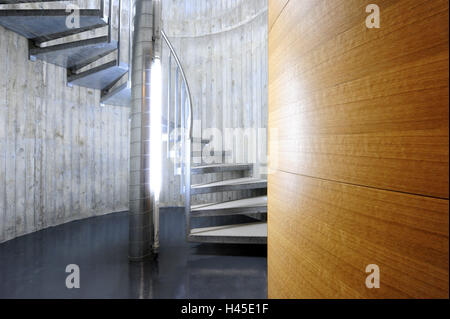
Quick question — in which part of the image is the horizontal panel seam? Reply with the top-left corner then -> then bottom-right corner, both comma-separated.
273,168 -> 449,201
269,0 -> 290,34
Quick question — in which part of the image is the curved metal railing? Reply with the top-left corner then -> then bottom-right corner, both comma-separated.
161,29 -> 193,237
161,30 -> 193,139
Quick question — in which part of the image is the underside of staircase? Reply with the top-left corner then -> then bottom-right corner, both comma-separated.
0,1 -> 130,103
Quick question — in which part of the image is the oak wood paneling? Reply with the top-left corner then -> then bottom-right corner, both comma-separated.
268,171 -> 449,298
268,0 -> 289,31
269,0 -> 449,199
268,0 -> 449,298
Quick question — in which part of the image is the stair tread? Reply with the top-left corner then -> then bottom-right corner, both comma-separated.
0,1 -> 67,4
32,39 -> 117,69
69,62 -> 128,90
191,196 -> 267,211
101,83 -> 131,106
191,163 -> 252,174
191,150 -> 231,156
191,177 -> 266,189
193,163 -> 250,169
0,9 -> 105,39
192,138 -> 210,144
190,222 -> 267,238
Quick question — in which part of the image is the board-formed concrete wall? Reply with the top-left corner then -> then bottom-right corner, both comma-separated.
0,24 -> 130,243
160,0 -> 268,206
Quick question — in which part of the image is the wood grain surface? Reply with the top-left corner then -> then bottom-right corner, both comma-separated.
269,171 -> 448,298
268,0 -> 449,298
268,0 -> 289,31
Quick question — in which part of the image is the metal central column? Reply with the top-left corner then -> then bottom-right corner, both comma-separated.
129,0 -> 161,261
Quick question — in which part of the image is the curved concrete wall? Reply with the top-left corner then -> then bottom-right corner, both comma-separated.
0,2 -> 130,242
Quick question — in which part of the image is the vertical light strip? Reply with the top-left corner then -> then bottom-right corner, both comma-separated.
150,58 -> 162,200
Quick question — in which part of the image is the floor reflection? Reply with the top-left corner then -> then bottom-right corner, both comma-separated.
0,209 -> 267,299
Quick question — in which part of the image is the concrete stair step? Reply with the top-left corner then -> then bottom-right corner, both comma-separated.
167,136 -> 209,144
68,46 -> 116,74
0,9 -> 106,39
191,163 -> 252,175
192,138 -> 211,144
30,36 -> 118,69
190,196 -> 267,217
101,82 -> 131,106
0,1 -> 63,3
191,177 -> 267,195
68,60 -> 128,90
188,222 -> 267,244
191,150 -> 231,158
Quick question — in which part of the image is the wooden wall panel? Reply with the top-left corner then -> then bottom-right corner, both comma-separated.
268,0 -> 289,31
269,0 -> 449,199
268,0 -> 449,298
268,171 -> 449,298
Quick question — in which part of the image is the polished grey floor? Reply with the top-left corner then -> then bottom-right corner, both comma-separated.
0,209 -> 267,299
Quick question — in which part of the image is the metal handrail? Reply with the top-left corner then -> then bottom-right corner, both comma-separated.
107,0 -> 122,66
128,0 -> 133,85
160,29 -> 193,238
100,0 -> 105,20
161,29 -> 193,140
117,0 -> 121,65
108,0 -> 113,43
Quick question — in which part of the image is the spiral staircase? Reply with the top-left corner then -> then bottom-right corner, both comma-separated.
0,0 -> 130,104
161,31 -> 267,244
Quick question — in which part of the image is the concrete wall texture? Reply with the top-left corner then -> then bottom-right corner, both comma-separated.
0,24 -> 130,243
